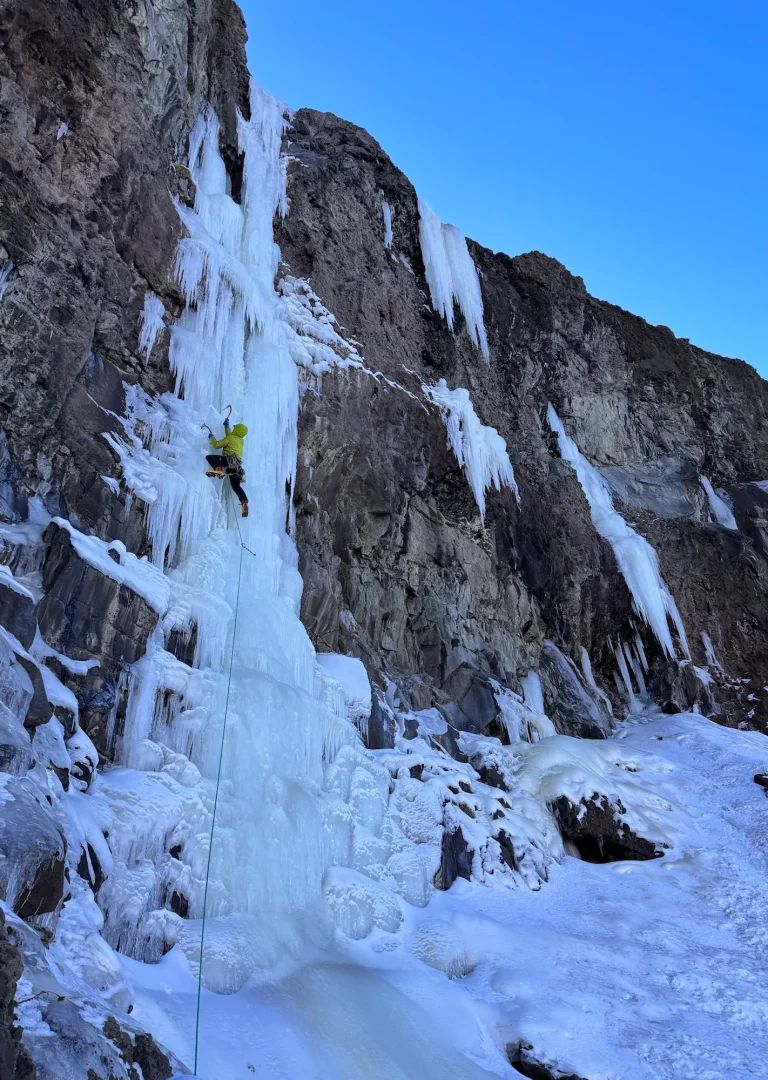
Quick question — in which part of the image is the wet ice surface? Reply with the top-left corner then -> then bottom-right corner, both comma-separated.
128,712 -> 768,1080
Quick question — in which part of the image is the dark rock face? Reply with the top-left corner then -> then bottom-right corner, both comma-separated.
280,109 -> 768,729
38,524 -> 157,668
0,909 -> 37,1080
552,794 -> 663,863
0,581 -> 36,650
0,0 -> 249,537
37,522 -> 158,751
434,827 -> 472,890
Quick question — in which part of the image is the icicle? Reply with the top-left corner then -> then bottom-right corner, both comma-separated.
625,641 -> 646,697
417,197 -> 489,359
579,647 -> 614,717
382,200 -> 393,248
137,293 -> 166,359
423,378 -> 519,521
614,641 -> 636,707
548,405 -> 690,660
700,476 -> 738,530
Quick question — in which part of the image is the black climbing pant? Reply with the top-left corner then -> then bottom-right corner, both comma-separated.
206,454 -> 247,507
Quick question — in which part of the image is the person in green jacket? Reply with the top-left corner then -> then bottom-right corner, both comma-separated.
206,417 -> 249,517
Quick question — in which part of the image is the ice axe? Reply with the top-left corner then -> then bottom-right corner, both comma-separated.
224,404 -> 233,420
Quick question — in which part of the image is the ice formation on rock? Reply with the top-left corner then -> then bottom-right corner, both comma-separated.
382,200 -> 393,248
137,292 -> 166,359
423,378 -> 519,521
0,260 -> 12,304
417,197 -> 489,359
548,405 -> 689,659
700,475 -> 738,530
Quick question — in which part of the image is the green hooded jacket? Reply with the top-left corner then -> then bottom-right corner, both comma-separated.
210,423 -> 248,458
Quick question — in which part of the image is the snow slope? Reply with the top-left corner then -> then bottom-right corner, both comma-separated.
133,711 -> 768,1079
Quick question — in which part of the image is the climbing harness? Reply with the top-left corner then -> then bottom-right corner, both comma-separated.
192,486 -> 257,1074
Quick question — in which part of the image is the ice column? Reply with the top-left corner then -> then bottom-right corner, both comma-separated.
700,476 -> 737,530
548,405 -> 689,659
103,86 -> 355,984
382,201 -> 393,248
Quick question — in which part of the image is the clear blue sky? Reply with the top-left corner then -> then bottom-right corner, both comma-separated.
245,0 -> 767,375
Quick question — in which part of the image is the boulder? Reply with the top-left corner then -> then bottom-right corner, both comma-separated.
14,656 -> 53,731
507,1041 -> 590,1080
551,794 -> 663,863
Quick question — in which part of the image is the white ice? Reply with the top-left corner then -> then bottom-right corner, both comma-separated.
382,200 -> 393,248
700,475 -> 738,530
424,379 -> 519,521
418,198 -> 489,359
0,261 -> 13,304
138,292 -> 166,359
548,405 -> 689,659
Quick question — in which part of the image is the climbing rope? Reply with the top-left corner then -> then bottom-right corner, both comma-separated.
192,484 -> 248,1076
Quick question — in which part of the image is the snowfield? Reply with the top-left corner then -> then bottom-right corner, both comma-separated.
133,711 -> 768,1079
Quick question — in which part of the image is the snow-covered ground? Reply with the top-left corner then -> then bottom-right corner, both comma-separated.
130,711 -> 768,1080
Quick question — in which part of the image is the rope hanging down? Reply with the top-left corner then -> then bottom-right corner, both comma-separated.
192,485 -> 248,1075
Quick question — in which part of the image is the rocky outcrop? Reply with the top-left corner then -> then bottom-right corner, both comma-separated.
507,1041 -> 589,1080
0,0 -> 249,539
37,523 -> 158,751
434,827 -> 472,890
551,794 -> 663,863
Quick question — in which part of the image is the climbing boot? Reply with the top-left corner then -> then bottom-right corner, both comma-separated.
206,468 -> 226,478
241,500 -> 249,518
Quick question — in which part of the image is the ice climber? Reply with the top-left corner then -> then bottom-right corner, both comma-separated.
206,417 -> 249,517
